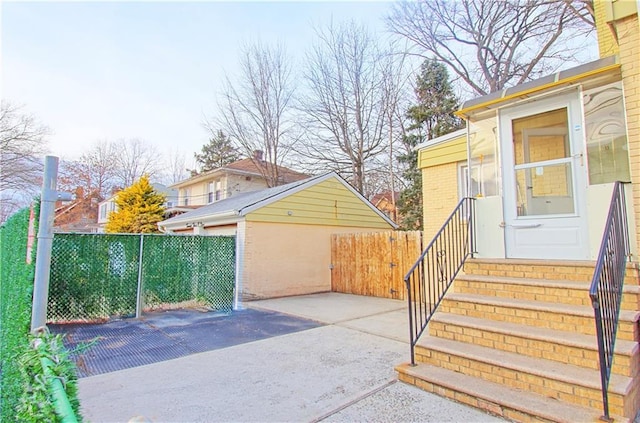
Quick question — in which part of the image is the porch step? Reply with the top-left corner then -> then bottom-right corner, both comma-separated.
396,363 -> 628,423
429,312 -> 639,377
463,258 -> 639,286
439,293 -> 640,341
454,274 -> 640,311
414,336 -> 637,417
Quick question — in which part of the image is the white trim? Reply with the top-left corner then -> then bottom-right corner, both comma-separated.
159,210 -> 239,230
233,221 -> 245,310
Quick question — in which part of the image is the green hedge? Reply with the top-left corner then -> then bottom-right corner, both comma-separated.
0,204 -> 83,422
0,205 -> 39,421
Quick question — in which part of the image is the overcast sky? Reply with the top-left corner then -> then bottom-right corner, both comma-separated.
1,1 -> 393,162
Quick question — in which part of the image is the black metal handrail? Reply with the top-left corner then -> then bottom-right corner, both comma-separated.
404,197 -> 476,365
590,181 -> 630,422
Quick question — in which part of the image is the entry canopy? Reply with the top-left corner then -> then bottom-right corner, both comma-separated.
456,56 -> 621,121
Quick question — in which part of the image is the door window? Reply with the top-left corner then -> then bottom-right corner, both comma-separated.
511,108 -> 575,216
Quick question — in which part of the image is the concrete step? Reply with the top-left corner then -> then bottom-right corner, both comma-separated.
463,258 -> 639,286
396,363 -> 629,423
429,312 -> 639,377
414,336 -> 637,418
454,274 -> 640,311
439,293 -> 640,341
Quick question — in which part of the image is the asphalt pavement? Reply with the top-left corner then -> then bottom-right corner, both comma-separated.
76,293 -> 505,422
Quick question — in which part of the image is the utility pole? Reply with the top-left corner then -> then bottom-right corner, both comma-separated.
30,156 -> 72,332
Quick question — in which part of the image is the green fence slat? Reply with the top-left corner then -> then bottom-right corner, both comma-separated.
48,233 -> 236,322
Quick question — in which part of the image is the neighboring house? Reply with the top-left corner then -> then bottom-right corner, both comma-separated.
370,191 -> 399,222
170,151 -> 309,207
97,183 -> 178,232
398,1 -> 640,421
54,187 -> 101,233
158,172 -> 397,303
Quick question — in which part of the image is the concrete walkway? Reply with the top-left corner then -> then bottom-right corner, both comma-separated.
78,293 -> 504,422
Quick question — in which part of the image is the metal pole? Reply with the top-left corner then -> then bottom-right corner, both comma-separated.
30,156 -> 59,331
136,234 -> 145,318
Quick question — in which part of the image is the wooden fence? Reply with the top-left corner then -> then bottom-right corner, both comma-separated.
330,231 -> 423,300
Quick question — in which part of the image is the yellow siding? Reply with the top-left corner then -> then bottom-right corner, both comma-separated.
418,136 -> 467,169
246,178 -> 393,229
596,0 -> 620,57
422,162 -> 461,240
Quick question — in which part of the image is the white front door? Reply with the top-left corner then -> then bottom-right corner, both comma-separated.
500,92 -> 589,260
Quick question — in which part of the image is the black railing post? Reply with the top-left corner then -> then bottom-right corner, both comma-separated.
404,197 -> 476,366
589,182 -> 630,422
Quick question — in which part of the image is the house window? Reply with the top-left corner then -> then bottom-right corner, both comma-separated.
182,189 -> 190,206
458,162 -> 497,199
208,182 -> 215,204
467,117 -> 499,198
583,82 -> 631,185
99,204 -> 107,220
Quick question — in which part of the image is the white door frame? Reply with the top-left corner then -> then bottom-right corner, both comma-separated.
499,90 -> 590,260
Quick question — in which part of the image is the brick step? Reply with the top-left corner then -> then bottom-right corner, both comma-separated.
414,336 -> 637,418
463,258 -> 639,285
429,312 -> 639,377
440,293 -> 640,341
454,274 -> 640,311
396,363 -> 628,423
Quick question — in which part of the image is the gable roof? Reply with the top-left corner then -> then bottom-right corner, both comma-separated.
159,172 -> 397,229
169,157 -> 309,189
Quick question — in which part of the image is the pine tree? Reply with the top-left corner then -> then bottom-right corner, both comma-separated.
397,59 -> 463,230
193,130 -> 239,175
105,175 -> 166,233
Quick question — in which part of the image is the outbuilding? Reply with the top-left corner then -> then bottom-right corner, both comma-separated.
158,172 -> 397,304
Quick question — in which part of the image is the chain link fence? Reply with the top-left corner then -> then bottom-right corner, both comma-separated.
48,234 -> 235,323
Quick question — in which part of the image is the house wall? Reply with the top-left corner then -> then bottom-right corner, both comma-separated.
246,178 -> 392,229
177,173 -> 269,206
596,0 -> 619,57
421,162 -> 461,240
615,13 -> 640,258
225,174 -> 268,197
238,221 -> 387,300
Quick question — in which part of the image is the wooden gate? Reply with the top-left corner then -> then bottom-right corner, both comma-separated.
330,231 -> 423,300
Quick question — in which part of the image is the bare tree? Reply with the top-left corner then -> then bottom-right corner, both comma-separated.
164,147 -> 189,184
0,101 -> 49,221
112,138 -> 158,187
387,0 -> 595,96
299,21 -> 398,194
59,140 -> 117,199
217,42 -> 298,187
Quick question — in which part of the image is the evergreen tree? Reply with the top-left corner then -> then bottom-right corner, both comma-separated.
397,59 -> 463,230
193,130 -> 239,175
105,175 -> 166,233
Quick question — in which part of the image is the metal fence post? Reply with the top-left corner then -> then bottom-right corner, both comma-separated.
135,234 -> 145,318
31,156 -> 72,331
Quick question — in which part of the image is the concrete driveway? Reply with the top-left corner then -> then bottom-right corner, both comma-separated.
78,293 -> 504,422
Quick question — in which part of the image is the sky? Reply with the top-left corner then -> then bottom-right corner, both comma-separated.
1,0 -> 394,163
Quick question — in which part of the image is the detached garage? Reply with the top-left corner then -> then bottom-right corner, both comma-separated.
158,172 -> 397,304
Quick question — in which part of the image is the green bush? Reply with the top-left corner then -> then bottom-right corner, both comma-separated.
0,204 -> 38,421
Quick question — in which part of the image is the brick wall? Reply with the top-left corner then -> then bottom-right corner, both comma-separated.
422,162 -> 461,240
616,14 -> 640,256
239,221 -> 388,300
